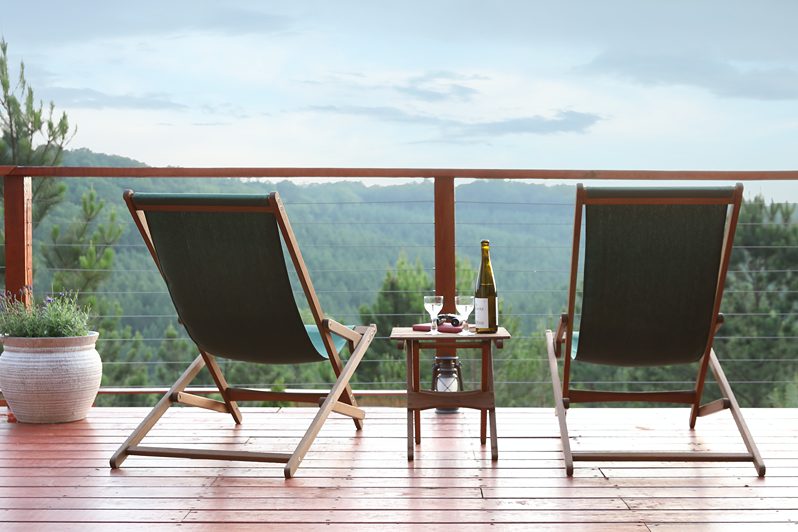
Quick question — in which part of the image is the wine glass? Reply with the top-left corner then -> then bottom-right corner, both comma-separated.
423,295 -> 444,334
455,295 -> 474,335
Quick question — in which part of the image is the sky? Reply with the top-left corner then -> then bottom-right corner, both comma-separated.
2,1 -> 797,198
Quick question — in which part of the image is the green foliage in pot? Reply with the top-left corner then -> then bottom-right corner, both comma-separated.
0,289 -> 90,338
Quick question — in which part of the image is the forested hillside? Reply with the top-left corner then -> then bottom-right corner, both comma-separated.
16,148 -> 798,407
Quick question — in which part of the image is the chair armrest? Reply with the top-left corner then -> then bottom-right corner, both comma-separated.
553,314 -> 568,358
323,318 -> 363,344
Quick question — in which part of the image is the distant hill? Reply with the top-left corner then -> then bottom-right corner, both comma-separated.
62,148 -> 148,168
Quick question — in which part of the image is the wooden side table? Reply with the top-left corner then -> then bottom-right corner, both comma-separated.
390,327 -> 510,461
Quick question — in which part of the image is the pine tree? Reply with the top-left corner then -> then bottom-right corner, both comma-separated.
357,253 -> 432,388
0,38 -> 74,228
41,188 -> 123,295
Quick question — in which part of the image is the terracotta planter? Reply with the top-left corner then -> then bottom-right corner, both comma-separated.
0,332 -> 102,423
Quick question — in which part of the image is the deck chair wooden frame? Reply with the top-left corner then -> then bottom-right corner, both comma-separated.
546,183 -> 765,477
110,190 -> 376,478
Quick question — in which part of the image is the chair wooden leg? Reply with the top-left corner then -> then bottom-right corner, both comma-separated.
115,327 -> 376,479
201,351 -> 243,424
689,351 -> 713,429
546,330 -> 574,476
327,350 -> 364,431
708,350 -> 766,477
340,385 -> 363,430
284,325 -> 375,478
110,354 -> 206,468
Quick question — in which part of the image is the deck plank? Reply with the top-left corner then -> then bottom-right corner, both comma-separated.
0,406 -> 795,527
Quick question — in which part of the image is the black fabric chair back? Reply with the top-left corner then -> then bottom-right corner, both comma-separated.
135,193 -> 326,365
575,187 -> 735,366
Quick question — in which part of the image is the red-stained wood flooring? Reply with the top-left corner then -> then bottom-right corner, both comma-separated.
0,406 -> 795,530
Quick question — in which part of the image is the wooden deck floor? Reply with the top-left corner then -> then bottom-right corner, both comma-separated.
0,406 -> 795,530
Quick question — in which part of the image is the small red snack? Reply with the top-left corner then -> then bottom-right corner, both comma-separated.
411,323 -> 462,333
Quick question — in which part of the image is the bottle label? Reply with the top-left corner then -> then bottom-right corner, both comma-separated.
475,297 -> 489,328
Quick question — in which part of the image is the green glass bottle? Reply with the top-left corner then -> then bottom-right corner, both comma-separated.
474,240 -> 498,333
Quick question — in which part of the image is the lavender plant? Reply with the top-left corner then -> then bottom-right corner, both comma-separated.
0,290 -> 90,337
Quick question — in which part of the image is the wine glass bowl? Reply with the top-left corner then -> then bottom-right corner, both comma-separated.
455,295 -> 475,335
423,295 -> 444,334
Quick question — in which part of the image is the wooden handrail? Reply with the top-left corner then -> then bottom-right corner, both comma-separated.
5,166 -> 798,180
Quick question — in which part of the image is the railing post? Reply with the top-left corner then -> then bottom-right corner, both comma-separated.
434,176 -> 456,311
3,171 -> 33,304
433,176 -> 459,406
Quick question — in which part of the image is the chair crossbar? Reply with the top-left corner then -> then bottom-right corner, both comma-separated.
567,389 -> 696,404
127,445 -> 292,463
172,392 -> 228,413
324,399 -> 366,420
572,451 -> 753,462
227,387 -> 327,403
697,398 -> 731,417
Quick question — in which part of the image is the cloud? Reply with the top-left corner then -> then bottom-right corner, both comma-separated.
457,111 -> 601,137
583,50 -> 798,100
191,121 -> 232,126
309,105 -> 600,140
42,87 -> 187,110
199,103 -> 251,120
395,83 -> 478,102
310,105 -> 449,126
307,70 -> 483,104
394,71 -> 482,102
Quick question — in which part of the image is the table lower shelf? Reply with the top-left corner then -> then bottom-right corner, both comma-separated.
406,390 -> 495,411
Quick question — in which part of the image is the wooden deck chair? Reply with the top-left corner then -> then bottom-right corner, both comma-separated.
110,191 -> 376,478
546,183 -> 766,477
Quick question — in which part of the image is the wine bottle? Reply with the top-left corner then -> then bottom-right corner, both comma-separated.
474,239 -> 498,333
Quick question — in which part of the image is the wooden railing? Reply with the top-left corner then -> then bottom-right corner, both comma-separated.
3,165 -> 798,400
5,165 -> 798,312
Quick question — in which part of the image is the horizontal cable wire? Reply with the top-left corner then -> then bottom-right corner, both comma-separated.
91,311 -> 798,323
93,335 -> 798,343
127,243 -> 796,250
457,201 -> 571,206
99,356 -> 798,364
83,304 -> 797,316
104,380 -> 793,387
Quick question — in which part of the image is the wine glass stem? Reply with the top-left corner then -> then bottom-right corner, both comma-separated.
430,318 -> 438,334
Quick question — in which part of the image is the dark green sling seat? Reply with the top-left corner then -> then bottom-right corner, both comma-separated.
133,193 -> 345,364
575,187 -> 729,366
